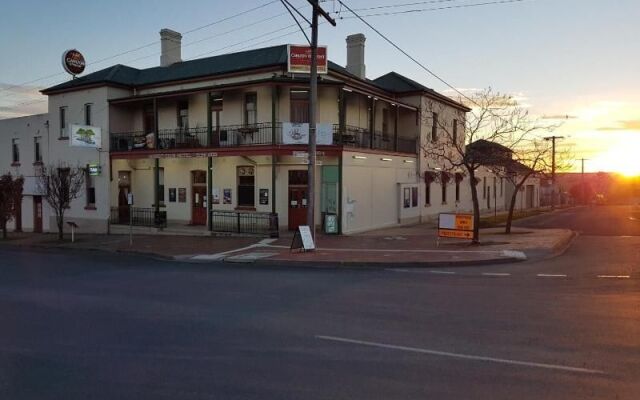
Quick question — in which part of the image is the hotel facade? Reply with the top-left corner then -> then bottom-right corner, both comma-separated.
0,30 -> 539,236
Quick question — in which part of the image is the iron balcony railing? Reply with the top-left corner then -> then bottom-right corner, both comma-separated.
210,210 -> 279,237
110,122 -> 417,154
111,123 -> 281,152
110,206 -> 167,228
333,124 -> 417,154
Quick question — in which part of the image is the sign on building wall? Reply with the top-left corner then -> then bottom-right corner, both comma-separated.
438,213 -> 474,239
282,122 -> 333,145
61,49 -> 86,76
287,45 -> 328,74
70,124 -> 101,148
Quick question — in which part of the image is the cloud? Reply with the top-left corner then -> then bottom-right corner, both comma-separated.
597,120 -> 640,131
541,114 -> 578,120
0,82 -> 47,119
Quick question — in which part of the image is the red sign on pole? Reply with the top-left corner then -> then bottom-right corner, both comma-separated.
287,45 -> 328,74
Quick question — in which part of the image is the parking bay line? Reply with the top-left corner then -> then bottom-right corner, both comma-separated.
316,335 -> 605,375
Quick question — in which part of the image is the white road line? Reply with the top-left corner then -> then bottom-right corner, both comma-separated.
429,270 -> 456,275
481,272 -> 511,277
537,274 -> 567,278
316,335 -> 605,375
597,275 -> 631,279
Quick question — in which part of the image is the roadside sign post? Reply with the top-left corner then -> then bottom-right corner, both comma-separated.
438,213 -> 474,246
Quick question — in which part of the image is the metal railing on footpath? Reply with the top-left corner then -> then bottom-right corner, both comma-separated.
110,207 -> 167,228
210,210 -> 279,237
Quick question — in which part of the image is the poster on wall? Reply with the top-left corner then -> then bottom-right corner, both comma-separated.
223,189 -> 232,204
316,123 -> 333,145
282,122 -> 309,144
70,124 -> 102,148
178,188 -> 186,203
211,188 -> 220,204
282,122 -> 333,145
403,187 -> 410,208
169,188 -> 176,202
259,189 -> 269,205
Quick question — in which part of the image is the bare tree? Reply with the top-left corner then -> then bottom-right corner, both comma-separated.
422,88 -> 554,243
37,163 -> 85,240
0,173 -> 24,240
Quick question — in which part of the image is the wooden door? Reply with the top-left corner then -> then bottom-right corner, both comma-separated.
288,187 -> 308,230
192,186 -> 207,225
33,196 -> 42,233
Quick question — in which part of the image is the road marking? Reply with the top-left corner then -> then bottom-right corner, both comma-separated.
537,274 -> 567,278
316,335 -> 605,375
429,270 -> 456,275
597,275 -> 631,279
481,272 -> 511,277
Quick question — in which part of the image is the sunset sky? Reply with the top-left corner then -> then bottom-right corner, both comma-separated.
1,0 -> 638,174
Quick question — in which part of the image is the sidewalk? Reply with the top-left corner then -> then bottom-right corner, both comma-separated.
0,223 -> 574,268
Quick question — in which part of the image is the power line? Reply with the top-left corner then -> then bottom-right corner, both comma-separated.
337,0 -> 527,19
280,0 -> 312,44
346,0 -> 459,12
336,0 -> 478,107
0,0 -> 282,98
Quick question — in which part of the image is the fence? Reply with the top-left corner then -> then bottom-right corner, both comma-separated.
110,207 -> 167,228
210,210 -> 279,237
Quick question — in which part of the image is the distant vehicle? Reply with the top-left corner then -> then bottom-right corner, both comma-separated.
594,193 -> 606,205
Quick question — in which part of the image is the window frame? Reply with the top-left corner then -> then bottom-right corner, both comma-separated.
431,112 -> 438,142
11,138 -> 20,164
244,92 -> 257,126
59,106 -> 68,138
34,136 -> 42,164
425,182 -> 431,206
177,101 -> 189,129
84,103 -> 93,126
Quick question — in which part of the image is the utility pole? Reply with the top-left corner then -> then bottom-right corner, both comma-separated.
579,158 -> 589,205
306,0 -> 335,239
544,135 -> 564,208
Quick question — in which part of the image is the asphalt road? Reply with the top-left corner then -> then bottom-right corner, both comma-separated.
0,205 -> 638,399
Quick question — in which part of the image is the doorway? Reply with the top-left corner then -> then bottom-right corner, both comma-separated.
191,170 -> 207,225
33,196 -> 42,233
118,171 -> 131,223
288,170 -> 308,230
526,185 -> 535,208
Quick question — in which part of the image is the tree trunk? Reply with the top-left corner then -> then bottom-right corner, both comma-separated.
469,170 -> 481,244
505,187 -> 519,234
56,213 -> 64,241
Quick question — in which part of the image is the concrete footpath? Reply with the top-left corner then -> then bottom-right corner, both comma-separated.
0,224 -> 575,268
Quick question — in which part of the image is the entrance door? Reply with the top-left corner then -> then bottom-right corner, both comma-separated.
526,185 -> 534,208
33,196 -> 42,233
288,187 -> 308,230
192,186 -> 207,225
118,171 -> 131,223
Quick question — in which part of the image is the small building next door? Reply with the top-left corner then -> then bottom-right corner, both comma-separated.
288,170 -> 308,230
33,196 -> 42,233
191,170 -> 207,225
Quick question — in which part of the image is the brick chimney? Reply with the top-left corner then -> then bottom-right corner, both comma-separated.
346,33 -> 366,79
160,28 -> 182,67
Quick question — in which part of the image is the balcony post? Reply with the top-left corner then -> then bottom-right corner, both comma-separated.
394,104 -> 399,152
369,97 -> 375,149
207,93 -> 213,231
338,88 -> 346,144
153,98 -> 160,219
271,84 -> 278,215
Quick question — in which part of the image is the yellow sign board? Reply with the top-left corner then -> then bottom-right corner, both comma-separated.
438,213 -> 474,239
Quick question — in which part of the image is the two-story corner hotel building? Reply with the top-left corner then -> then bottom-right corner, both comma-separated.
2,30 -> 477,236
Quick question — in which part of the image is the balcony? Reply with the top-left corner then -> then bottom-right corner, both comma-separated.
333,125 -> 417,154
110,122 -> 417,154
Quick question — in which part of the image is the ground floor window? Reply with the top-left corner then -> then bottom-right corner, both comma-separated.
425,182 -> 431,205
237,166 -> 255,207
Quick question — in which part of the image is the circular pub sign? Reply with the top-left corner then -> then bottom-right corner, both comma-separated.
61,49 -> 86,76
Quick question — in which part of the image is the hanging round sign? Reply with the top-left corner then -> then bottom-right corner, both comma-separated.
61,49 -> 86,76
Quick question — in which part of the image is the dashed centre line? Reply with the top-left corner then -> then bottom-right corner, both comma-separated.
481,272 -> 511,277
429,270 -> 456,275
597,275 -> 631,279
537,274 -> 567,278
